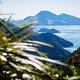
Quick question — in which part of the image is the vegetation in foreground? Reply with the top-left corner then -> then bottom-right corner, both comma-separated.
0,18 -> 80,80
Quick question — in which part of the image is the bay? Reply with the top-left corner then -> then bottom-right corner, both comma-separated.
33,25 -> 80,52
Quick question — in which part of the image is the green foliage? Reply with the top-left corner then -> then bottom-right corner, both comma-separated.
0,19 -> 80,80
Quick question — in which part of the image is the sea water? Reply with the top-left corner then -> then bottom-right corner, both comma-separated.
33,25 -> 80,52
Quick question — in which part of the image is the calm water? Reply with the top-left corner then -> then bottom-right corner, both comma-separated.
33,25 -> 80,52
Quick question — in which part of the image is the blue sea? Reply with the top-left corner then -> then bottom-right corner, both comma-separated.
33,25 -> 80,52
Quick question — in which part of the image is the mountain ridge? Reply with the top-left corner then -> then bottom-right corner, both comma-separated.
29,32 -> 73,61
21,10 -> 80,25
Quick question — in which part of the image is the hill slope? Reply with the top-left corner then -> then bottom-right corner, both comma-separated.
29,33 -> 73,60
66,47 -> 80,68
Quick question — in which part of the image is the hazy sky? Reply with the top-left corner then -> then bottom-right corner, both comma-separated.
0,0 -> 80,20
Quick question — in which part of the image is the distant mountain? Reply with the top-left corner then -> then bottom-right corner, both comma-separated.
30,32 -> 73,47
39,28 -> 60,33
29,33 -> 73,60
19,11 -> 80,25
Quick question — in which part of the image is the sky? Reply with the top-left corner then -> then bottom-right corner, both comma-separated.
0,0 -> 80,20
